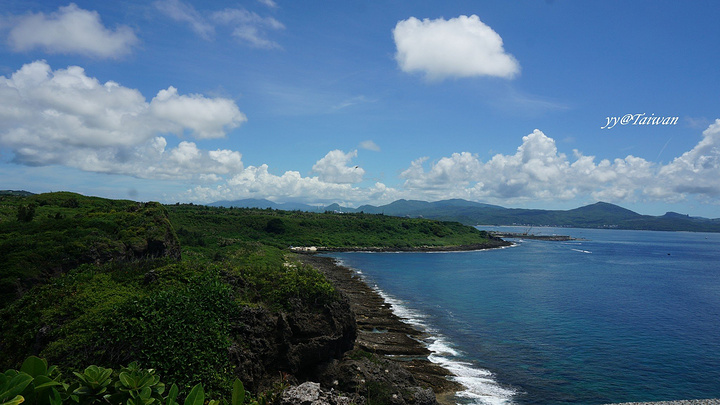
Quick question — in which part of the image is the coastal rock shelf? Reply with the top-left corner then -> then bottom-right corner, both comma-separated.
292,240 -> 511,253
297,255 -> 462,405
489,231 -> 583,241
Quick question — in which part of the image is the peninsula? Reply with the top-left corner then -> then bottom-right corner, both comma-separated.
0,191 -> 504,405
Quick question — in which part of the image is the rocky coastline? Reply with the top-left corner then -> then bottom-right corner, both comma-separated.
296,254 -> 463,405
292,239 -> 512,254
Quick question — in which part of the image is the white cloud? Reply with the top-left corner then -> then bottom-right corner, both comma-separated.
150,86 -> 246,139
154,0 -> 214,39
188,164 -> 397,205
155,0 -> 284,49
399,129 -> 654,204
182,149 -> 400,205
401,152 -> 482,190
397,125 -> 720,206
212,8 -> 284,49
181,123 -> 720,207
7,3 -> 138,58
0,60 -> 246,180
359,140 -> 381,152
393,15 -> 520,81
311,150 -> 365,184
657,119 -> 720,199
257,0 -> 278,9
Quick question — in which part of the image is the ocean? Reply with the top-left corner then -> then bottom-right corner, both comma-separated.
327,227 -> 720,405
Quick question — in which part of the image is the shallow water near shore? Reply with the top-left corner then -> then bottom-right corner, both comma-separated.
327,227 -> 720,405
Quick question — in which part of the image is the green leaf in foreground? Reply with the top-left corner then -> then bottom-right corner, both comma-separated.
231,379 -> 244,405
183,384 -> 204,405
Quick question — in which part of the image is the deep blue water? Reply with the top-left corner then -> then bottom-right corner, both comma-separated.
328,228 -> 720,405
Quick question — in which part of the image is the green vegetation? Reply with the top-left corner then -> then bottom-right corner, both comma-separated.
1,192 -> 494,401
0,192 -> 179,308
166,203 -> 493,251
1,356 -> 269,405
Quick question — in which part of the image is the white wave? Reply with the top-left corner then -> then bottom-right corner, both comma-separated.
427,337 -> 460,356
571,248 -> 592,254
372,287 -> 516,405
430,355 -> 516,405
375,289 -> 432,331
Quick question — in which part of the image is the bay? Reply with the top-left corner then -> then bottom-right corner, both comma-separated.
328,227 -> 720,405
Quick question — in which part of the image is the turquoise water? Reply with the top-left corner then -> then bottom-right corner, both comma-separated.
328,228 -> 720,405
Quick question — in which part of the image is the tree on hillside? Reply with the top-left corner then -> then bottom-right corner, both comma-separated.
16,204 -> 36,222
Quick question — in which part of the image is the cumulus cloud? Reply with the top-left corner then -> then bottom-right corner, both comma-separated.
182,149 -> 399,205
180,123 -> 720,207
398,128 -> 709,205
311,150 -> 365,184
6,3 -> 138,58
393,15 -> 520,81
188,165 -> 396,205
402,152 -> 482,191
0,60 -> 246,180
656,119 -> 720,199
150,87 -> 246,139
155,0 -> 284,48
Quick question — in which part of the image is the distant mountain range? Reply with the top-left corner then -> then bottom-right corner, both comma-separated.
5,191 -> 717,232
211,198 -> 720,233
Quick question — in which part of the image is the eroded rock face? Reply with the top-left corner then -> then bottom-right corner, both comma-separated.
228,296 -> 357,392
283,300 -> 357,377
316,356 -> 437,405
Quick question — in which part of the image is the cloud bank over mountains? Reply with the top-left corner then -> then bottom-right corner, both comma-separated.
189,125 -> 720,207
0,59 -> 718,207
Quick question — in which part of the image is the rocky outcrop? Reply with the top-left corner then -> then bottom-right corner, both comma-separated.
122,202 -> 182,261
225,254 -> 457,405
281,382 -> 360,405
228,296 -> 356,392
315,354 -> 437,405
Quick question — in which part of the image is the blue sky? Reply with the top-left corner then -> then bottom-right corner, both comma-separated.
1,1 -> 719,217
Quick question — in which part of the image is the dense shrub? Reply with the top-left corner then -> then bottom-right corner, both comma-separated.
0,356 -> 259,405
99,271 -> 238,392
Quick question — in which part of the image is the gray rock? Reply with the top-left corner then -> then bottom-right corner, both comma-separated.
281,382 -> 358,405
